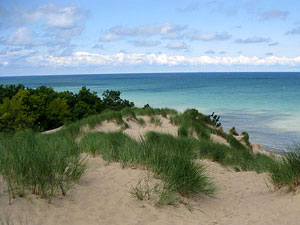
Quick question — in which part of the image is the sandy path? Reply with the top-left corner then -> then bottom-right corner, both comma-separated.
1,156 -> 299,225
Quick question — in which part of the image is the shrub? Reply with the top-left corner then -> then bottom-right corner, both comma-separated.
229,127 -> 239,136
241,131 -> 251,148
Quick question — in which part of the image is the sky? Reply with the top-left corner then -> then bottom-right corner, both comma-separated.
0,0 -> 300,75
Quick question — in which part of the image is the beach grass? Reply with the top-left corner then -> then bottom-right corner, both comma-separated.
1,106 -> 298,206
80,131 -> 215,197
0,130 -> 87,203
269,145 -> 300,192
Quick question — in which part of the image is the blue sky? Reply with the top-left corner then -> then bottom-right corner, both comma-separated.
0,0 -> 300,75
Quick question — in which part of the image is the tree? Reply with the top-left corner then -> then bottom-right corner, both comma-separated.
73,101 -> 96,120
0,84 -> 25,103
46,97 -> 71,129
0,90 -> 38,132
102,90 -> 134,110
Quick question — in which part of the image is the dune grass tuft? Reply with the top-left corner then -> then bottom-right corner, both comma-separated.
270,145 -> 300,193
0,130 -> 87,203
80,131 -> 215,197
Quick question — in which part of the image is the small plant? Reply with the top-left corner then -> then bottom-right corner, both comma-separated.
270,146 -> 300,193
178,126 -> 189,137
210,112 -> 221,128
136,118 -> 146,127
130,177 -> 154,201
143,104 -> 151,109
149,117 -> 162,126
130,176 -> 180,207
241,131 -> 251,148
121,122 -> 129,131
229,127 -> 239,136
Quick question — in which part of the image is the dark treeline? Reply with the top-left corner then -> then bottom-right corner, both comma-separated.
0,84 -> 134,132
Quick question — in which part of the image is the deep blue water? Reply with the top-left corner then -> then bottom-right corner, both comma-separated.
1,72 -> 300,152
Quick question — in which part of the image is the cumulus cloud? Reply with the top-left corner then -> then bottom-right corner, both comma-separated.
177,2 -> 200,13
235,36 -> 271,44
187,31 -> 231,41
260,9 -> 289,21
166,42 -> 188,50
0,3 -> 86,48
99,24 -> 187,42
286,27 -> 300,35
24,51 -> 300,67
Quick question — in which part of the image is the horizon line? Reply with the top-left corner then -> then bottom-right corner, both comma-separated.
1,71 -> 300,78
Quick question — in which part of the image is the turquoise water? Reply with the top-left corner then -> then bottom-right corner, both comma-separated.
1,72 -> 300,151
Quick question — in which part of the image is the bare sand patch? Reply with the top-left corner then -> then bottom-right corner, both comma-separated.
210,134 -> 230,147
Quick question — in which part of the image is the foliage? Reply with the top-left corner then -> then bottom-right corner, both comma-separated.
0,84 -> 25,104
0,85 -> 134,132
210,112 -> 221,127
229,127 -> 239,136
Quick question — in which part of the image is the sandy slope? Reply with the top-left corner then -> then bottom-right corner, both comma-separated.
1,157 -> 300,225
1,117 -> 299,224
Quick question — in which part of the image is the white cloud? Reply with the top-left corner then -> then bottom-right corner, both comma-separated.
26,51 -> 300,67
187,31 -> 231,41
177,2 -> 200,13
268,42 -> 279,46
1,3 -> 86,45
235,36 -> 271,44
286,26 -> 300,35
99,24 -> 187,42
130,39 -> 161,47
17,3 -> 85,29
205,50 -> 215,54
260,9 -> 289,21
166,42 -> 188,50
7,27 -> 35,46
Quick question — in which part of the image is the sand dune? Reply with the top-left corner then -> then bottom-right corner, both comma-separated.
1,116 -> 299,225
1,156 -> 299,225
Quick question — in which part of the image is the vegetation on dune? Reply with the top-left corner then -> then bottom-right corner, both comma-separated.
0,130 -> 87,203
80,131 -> 215,198
270,145 -> 300,193
0,85 -> 299,206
